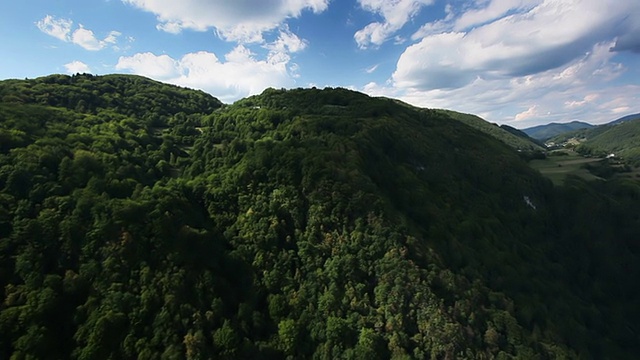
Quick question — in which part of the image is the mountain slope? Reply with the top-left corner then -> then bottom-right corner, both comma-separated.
608,112 -> 640,125
0,76 -> 639,359
523,121 -> 594,141
435,109 -> 545,151
572,119 -> 640,164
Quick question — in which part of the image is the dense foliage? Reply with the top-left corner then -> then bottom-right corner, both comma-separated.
0,75 -> 639,359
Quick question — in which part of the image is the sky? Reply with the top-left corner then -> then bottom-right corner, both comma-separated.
1,0 -> 640,128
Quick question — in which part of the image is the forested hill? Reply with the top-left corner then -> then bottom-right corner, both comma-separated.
0,73 -> 222,116
1,74 -> 639,359
523,121 -> 594,141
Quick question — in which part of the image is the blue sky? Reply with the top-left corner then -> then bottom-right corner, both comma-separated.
2,0 -> 640,127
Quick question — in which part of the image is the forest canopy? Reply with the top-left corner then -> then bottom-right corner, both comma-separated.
0,74 -> 639,359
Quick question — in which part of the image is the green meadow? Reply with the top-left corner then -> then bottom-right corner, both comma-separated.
529,151 -> 603,185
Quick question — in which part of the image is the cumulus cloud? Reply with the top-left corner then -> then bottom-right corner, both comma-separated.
36,15 -> 73,41
393,32 -> 477,89
121,0 -> 329,42
115,52 -> 180,79
365,0 -> 640,126
64,61 -> 92,74
263,26 -> 308,56
72,27 -> 122,51
514,105 -> 539,121
355,0 -> 434,48
365,40 -> 637,127
36,15 -> 121,51
395,0 -> 640,91
113,8 -> 311,102
115,46 -> 298,103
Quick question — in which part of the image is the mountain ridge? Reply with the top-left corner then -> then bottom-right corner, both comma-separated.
608,112 -> 640,125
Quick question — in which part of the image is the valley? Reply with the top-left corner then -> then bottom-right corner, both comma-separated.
528,151 -> 603,185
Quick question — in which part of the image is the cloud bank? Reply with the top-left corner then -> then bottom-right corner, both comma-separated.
116,45 -> 300,103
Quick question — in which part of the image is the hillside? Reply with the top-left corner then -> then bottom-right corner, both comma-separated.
574,119 -> 640,165
0,74 -> 639,359
434,109 -> 545,151
547,117 -> 640,165
608,112 -> 640,125
0,73 -> 222,116
522,121 -> 594,141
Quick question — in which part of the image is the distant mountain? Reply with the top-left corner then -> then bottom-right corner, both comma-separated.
607,112 -> 640,125
522,121 -> 594,141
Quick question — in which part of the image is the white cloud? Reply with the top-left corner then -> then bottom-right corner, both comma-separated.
394,31 -> 476,89
115,52 -> 180,79
365,40 -> 638,127
36,15 -> 72,41
514,105 -> 539,121
394,0 -> 640,92
564,94 -> 599,109
454,0 -> 541,30
104,31 -> 121,44
610,106 -> 631,114
36,15 -> 121,51
264,27 -> 308,56
64,61 -> 92,74
71,26 -> 121,51
599,97 -> 635,117
115,17 -> 310,102
156,22 -> 183,34
412,3 -> 454,39
365,64 -> 379,73
116,47 -> 298,103
121,0 -> 329,42
367,0 -> 640,126
355,0 -> 434,48
71,27 -> 102,50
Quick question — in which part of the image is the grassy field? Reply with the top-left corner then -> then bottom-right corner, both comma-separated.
529,151 -> 603,185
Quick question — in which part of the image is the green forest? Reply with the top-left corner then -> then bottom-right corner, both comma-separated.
0,74 -> 639,359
